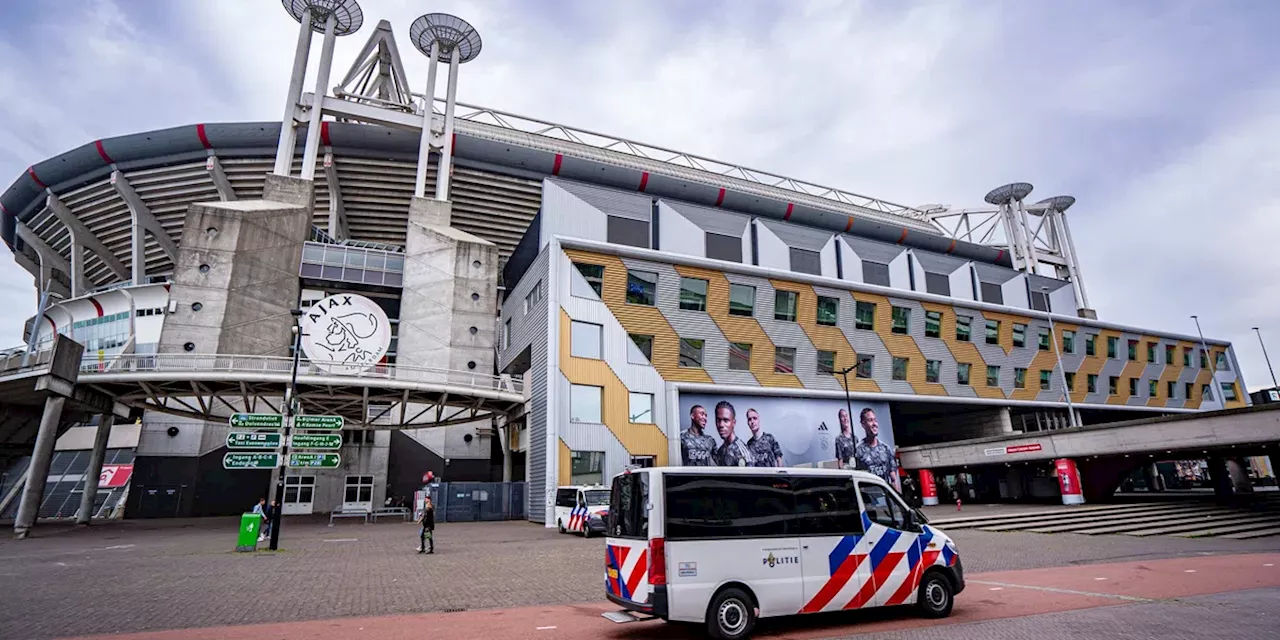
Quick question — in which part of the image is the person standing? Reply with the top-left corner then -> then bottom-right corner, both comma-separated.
262,500 -> 277,540
834,409 -> 855,470
853,408 -> 900,491
417,496 -> 436,554
252,498 -> 267,542
712,401 -> 753,467
744,408 -> 783,467
680,405 -> 717,466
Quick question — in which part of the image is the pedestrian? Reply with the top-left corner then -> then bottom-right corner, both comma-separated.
262,500 -> 277,540
417,496 -> 435,554
251,497 -> 267,541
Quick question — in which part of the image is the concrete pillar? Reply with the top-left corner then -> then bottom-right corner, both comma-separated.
1225,458 -> 1253,494
76,414 -> 115,525
919,469 -> 939,506
1054,458 -> 1085,505
14,395 -> 67,538
1207,456 -> 1233,497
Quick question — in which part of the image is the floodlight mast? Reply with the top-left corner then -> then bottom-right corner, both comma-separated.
272,7 -> 315,176
409,13 -> 483,202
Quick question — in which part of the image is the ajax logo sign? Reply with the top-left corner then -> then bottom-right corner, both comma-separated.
300,294 -> 392,374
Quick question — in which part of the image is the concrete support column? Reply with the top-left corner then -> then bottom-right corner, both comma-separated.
76,414 -> 115,525
919,469 -> 938,506
69,241 -> 85,298
1054,458 -> 1085,505
14,395 -> 67,538
1207,456 -> 1233,497
1225,458 -> 1253,494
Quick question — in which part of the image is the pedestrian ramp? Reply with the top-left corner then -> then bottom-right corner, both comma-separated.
929,496 -> 1280,539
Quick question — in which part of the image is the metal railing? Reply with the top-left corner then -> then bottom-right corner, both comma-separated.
78,353 -> 524,395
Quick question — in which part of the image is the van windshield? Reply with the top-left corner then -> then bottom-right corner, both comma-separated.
607,472 -> 649,539
584,490 -> 610,506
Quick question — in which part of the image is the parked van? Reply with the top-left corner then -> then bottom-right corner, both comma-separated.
554,484 -> 611,537
602,467 -> 963,639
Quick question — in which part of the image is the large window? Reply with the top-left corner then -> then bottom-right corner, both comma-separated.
1128,339 -> 1138,361
1221,382 -> 1237,401
608,472 -> 649,539
775,290 -> 798,322
818,296 -> 840,326
817,350 -> 836,375
1147,342 -> 1157,363
1065,372 -> 1076,391
855,301 -> 876,330
1039,370 -> 1051,390
1185,382 -> 1193,399
570,320 -> 602,359
924,272 -> 950,296
607,215 -> 650,249
344,475 -> 374,505
957,363 -> 971,385
570,450 -> 605,486
1086,335 -> 1096,356
706,233 -> 742,263
1167,380 -> 1176,398
790,248 -> 821,275
1148,379 -> 1158,397
680,338 -> 705,368
1013,323 -> 1027,348
792,476 -> 862,536
729,342 -> 752,371
570,384 -> 603,423
925,311 -> 942,338
1128,378 -> 1138,396
1165,344 -> 1175,365
729,284 -> 756,317
573,262 -> 604,298
986,365 -> 1000,387
1039,330 -> 1051,351
979,282 -> 1003,305
956,316 -> 972,342
892,307 -> 911,334
892,357 -> 909,381
862,262 -> 890,287
679,277 -> 708,311
1088,374 -> 1098,393
775,347 -> 796,374
1183,347 -> 1192,367
925,359 -> 941,383
985,320 -> 1000,345
627,333 -> 653,364
1014,367 -> 1027,389
627,270 -> 657,306
1108,336 -> 1119,359
856,354 -> 874,378
1110,376 -> 1119,395
629,392 -> 654,423
1062,330 -> 1075,354
1217,352 -> 1229,371
665,475 -> 794,539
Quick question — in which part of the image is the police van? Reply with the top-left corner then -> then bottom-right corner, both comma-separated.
553,484 -> 611,537
602,467 -> 963,639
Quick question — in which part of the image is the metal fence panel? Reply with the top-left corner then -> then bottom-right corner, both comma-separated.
433,481 -> 526,522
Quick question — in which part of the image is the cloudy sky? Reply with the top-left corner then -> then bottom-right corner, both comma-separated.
0,0 -> 1277,391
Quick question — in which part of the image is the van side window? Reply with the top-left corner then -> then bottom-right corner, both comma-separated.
858,483 -> 905,530
792,476 -> 862,536
608,473 -> 649,539
666,475 -> 792,539
556,488 -> 576,508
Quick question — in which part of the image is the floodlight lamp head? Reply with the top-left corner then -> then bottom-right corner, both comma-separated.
983,182 -> 1034,206
1037,195 -> 1077,213
410,13 -> 483,63
282,0 -> 364,36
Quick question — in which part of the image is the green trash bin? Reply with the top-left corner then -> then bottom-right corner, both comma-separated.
236,513 -> 262,552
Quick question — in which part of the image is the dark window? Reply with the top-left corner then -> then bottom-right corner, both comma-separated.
628,333 -> 653,362
790,248 -> 821,275
862,261 -> 890,287
858,483 -> 905,530
957,363 -> 971,385
1167,381 -> 1176,398
729,284 -> 755,317
855,301 -> 875,330
680,338 -> 704,368
1030,291 -> 1049,312
1146,342 -> 1156,363
574,263 -> 604,297
1015,368 -> 1027,389
1062,331 -> 1075,353
924,272 -> 950,296
1165,345 -> 1175,364
1088,374 -> 1098,393
626,270 -> 657,305
985,320 -> 1000,345
987,365 -> 1001,387
1128,340 -> 1138,361
775,290 -> 798,322
665,475 -> 793,539
556,488 -> 577,508
956,316 -> 972,341
817,350 -> 836,375
792,476 -> 863,536
1110,376 -> 1119,395
980,282 -> 1003,305
775,347 -> 796,374
1185,382 -> 1193,399
607,215 -> 650,249
1013,323 -> 1027,348
817,296 -> 840,326
607,472 -> 649,539
925,360 -> 941,383
1183,348 -> 1191,366
1086,335 -> 1096,356
1065,372 -> 1075,391
1040,370 -> 1051,390
729,342 -> 752,371
1108,337 -> 1119,359
892,357 -> 909,381
925,311 -> 942,338
679,277 -> 708,311
856,354 -> 874,378
1039,330 -> 1051,351
705,233 -> 742,263
1128,378 -> 1138,396
892,306 -> 911,334
1149,379 -> 1158,397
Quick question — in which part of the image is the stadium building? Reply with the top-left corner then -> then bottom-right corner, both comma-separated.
0,4 -> 1250,529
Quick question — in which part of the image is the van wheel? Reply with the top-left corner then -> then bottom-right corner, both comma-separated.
706,587 -> 755,640
583,526 -> 592,539
917,571 -> 954,618
557,519 -> 565,534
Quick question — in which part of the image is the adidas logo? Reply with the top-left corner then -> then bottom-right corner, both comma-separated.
818,422 -> 829,431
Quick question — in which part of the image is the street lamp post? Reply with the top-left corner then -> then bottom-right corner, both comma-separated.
269,309 -> 305,551
839,364 -> 857,471
1042,287 -> 1079,428
1252,327 -> 1279,389
1191,315 -> 1220,407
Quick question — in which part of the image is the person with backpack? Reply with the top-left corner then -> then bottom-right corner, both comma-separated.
417,496 -> 435,554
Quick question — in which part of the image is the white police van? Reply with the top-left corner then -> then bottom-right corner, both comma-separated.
553,484 -> 610,537
602,467 -> 963,639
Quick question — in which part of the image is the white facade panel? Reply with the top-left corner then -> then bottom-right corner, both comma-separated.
657,201 -> 705,259
838,237 -> 863,284
1002,273 -> 1030,310
950,263 -> 976,301
888,249 -> 911,291
820,236 -> 840,280
539,179 -> 608,248
754,219 -> 790,272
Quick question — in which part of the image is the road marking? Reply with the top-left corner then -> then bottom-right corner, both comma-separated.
969,580 -> 1154,602
100,544 -> 135,550
536,626 -> 557,630
1266,564 -> 1275,567
323,538 -> 358,543
1184,569 -> 1197,573
1094,577 -> 1108,581
988,587 -> 1003,591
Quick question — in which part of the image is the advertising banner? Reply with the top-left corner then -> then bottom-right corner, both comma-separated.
676,393 -> 900,491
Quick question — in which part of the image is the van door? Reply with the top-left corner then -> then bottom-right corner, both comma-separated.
794,475 -> 875,614
856,481 -> 924,608
606,472 -> 652,609
555,488 -> 576,531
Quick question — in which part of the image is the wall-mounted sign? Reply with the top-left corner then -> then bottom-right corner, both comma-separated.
229,413 -> 284,429
294,415 -> 345,430
227,432 -> 283,449
224,453 -> 281,469
299,294 -> 391,374
289,433 -> 343,450
99,464 -> 134,488
288,453 -> 342,469
984,443 -> 1044,456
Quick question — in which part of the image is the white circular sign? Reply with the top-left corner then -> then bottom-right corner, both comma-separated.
300,293 -> 392,374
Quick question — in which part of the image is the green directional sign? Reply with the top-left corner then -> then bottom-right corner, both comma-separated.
227,432 -> 282,449
289,433 -> 343,450
294,415 -> 344,430
229,413 -> 284,429
224,452 -> 281,469
288,453 -> 341,469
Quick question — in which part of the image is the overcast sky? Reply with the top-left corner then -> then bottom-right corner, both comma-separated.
1,0 -> 1277,391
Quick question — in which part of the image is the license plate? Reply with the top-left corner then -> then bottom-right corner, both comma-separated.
607,568 -> 619,579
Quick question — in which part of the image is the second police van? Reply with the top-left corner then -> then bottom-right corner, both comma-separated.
602,467 -> 963,639
554,484 -> 611,537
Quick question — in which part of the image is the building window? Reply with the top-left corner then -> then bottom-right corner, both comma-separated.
729,284 -> 756,317
1108,336 -> 1119,359
1199,349 -> 1208,369
1128,339 -> 1138,361
774,290 -> 798,322
790,247 -> 821,275
957,363 -> 971,386
1110,376 -> 1119,395
855,301 -> 876,330
1147,379 -> 1157,397
626,270 -> 657,305
1185,382 -> 1193,399
818,296 -> 841,326
856,354 -> 874,378
705,233 -> 742,263
1085,335 -> 1096,356
956,316 -> 972,341
679,277 -> 708,311
573,263 -> 604,298
1064,371 -> 1075,391
1013,323 -> 1026,348
986,365 -> 1000,387
1087,374 -> 1098,393
775,347 -> 796,374
892,357 -> 909,381
729,342 -> 752,371
1014,367 -> 1027,389
570,384 -> 603,423
570,450 -> 605,486
679,338 -> 704,368
892,307 -> 911,334
925,311 -> 942,338
1128,378 -> 1138,396
1167,380 -> 1176,398
1202,384 -> 1214,401
1030,290 -> 1050,311
817,350 -> 836,375
980,282 -> 1003,305
925,360 -> 941,383
1216,352 -> 1229,371
344,475 -> 374,505
862,262 -> 890,287
1062,330 -> 1075,354
1039,329 -> 1050,351
629,392 -> 654,423
607,215 -> 650,249
1039,370 -> 1051,390
570,320 -> 603,359
524,282 -> 542,312
1165,344 -> 1175,365
924,272 -> 950,296
1146,342 -> 1156,363
985,319 -> 1000,345
1221,382 -> 1238,401
503,318 -> 511,349
1183,347 -> 1192,367
627,333 -> 653,364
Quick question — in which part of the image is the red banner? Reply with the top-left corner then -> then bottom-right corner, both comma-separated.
1006,443 -> 1043,454
99,464 -> 133,489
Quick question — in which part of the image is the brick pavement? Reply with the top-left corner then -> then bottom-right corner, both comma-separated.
1,517 -> 1278,640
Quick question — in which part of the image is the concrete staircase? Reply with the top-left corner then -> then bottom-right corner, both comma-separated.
929,496 -> 1280,539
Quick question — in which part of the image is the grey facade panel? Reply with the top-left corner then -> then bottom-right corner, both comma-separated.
498,249 -> 551,373
843,235 -> 905,265
759,218 -> 833,252
550,178 -> 652,222
1027,273 -> 1071,294
913,251 -> 967,275
663,200 -> 751,237
972,261 -> 1020,285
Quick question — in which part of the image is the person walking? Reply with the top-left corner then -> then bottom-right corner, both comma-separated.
417,496 -> 436,554
252,498 -> 267,542
262,500 -> 277,540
